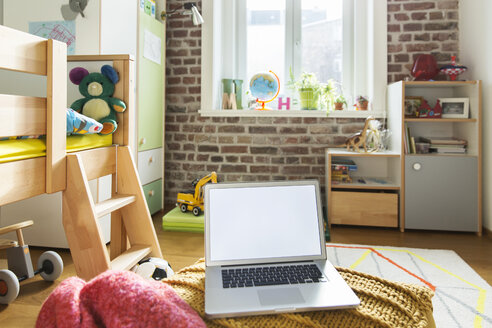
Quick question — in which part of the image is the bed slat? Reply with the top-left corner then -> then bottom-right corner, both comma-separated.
0,25 -> 47,75
0,94 -> 47,137
0,158 -> 46,206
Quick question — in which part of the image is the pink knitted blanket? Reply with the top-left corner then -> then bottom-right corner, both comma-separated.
36,270 -> 206,328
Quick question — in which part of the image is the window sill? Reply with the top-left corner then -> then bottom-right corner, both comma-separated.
199,109 -> 386,118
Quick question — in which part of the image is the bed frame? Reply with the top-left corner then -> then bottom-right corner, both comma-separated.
0,25 -> 162,280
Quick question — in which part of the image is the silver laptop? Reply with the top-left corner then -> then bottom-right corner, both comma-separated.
204,180 -> 360,318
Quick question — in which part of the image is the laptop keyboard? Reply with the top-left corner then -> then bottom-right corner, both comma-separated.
221,264 -> 326,288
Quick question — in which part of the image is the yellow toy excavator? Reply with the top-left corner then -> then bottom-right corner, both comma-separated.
176,172 -> 217,216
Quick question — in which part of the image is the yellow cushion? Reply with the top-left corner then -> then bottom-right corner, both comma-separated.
0,134 -> 112,163
164,259 -> 436,328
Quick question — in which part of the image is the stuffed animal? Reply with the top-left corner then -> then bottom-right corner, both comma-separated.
69,65 -> 126,135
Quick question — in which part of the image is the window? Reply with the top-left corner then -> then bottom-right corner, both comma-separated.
201,0 -> 387,117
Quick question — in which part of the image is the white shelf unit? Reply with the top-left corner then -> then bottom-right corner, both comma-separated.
387,80 -> 482,234
326,149 -> 401,228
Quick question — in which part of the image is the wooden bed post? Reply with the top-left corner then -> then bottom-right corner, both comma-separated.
46,39 -> 67,193
111,57 -> 135,259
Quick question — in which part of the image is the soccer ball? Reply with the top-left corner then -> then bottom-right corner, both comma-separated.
131,257 -> 174,281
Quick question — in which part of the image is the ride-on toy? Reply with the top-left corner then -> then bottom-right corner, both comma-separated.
0,220 -> 63,304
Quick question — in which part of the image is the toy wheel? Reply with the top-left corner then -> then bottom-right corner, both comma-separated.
0,269 -> 20,304
192,207 -> 201,216
180,204 -> 187,213
37,251 -> 63,282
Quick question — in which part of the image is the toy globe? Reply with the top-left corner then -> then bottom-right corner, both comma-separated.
249,71 -> 280,110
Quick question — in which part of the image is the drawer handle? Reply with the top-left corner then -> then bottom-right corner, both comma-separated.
148,190 -> 155,197
148,156 -> 153,164
413,163 -> 422,171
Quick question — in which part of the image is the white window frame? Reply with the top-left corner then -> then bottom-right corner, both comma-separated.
200,0 -> 387,118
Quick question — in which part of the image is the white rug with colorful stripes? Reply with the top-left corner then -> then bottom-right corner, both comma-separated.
326,244 -> 491,328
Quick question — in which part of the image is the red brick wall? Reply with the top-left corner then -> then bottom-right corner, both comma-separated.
387,0 -> 460,82
164,0 -> 459,208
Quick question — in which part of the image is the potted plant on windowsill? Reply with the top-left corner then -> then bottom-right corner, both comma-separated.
288,70 -> 321,110
334,94 -> 347,110
320,79 -> 337,111
355,95 -> 369,111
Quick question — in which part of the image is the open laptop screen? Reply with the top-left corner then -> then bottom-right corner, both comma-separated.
207,183 -> 323,264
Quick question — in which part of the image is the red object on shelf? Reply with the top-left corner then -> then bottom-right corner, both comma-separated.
416,99 -> 432,118
440,56 -> 467,81
431,99 -> 442,118
411,55 -> 439,81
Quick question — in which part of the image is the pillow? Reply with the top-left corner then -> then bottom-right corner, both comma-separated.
36,270 -> 206,328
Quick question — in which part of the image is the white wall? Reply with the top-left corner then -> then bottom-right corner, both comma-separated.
100,0 -> 137,56
460,0 -> 492,231
3,0 -> 101,54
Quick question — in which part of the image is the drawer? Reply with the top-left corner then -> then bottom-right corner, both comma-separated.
138,147 -> 163,185
143,179 -> 163,215
331,191 -> 398,227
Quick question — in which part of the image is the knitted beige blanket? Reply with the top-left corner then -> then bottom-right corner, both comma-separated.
164,259 -> 436,328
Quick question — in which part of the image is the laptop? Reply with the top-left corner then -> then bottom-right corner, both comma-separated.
204,180 -> 360,318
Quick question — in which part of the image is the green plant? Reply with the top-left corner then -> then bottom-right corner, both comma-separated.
354,95 -> 369,110
287,69 -> 321,91
319,79 -> 337,111
356,95 -> 369,104
335,94 -> 347,105
288,68 -> 338,110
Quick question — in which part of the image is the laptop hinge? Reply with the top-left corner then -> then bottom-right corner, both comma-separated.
221,260 -> 314,268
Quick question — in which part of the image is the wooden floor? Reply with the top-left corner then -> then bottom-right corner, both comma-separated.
1,212 -> 491,327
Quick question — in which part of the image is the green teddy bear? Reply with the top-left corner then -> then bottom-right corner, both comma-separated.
69,65 -> 126,135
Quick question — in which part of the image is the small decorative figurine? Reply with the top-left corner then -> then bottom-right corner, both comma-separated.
440,56 -> 467,81
277,97 -> 291,110
344,116 -> 375,152
416,99 -> 432,118
429,99 -> 442,118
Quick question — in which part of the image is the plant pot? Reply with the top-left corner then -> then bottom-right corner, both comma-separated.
299,88 -> 319,110
334,102 -> 344,110
356,101 -> 368,110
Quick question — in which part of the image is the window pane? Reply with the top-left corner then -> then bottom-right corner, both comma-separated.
301,0 -> 343,84
246,0 -> 286,87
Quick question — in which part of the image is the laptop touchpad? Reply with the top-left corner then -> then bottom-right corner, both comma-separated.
257,288 -> 305,306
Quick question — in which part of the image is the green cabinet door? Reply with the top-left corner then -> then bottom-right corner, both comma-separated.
143,179 -> 163,214
138,12 -> 165,151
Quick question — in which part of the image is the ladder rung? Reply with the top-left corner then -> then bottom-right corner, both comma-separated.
94,194 -> 136,218
110,244 -> 152,271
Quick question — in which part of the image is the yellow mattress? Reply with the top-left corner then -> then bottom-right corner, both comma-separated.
0,134 -> 112,163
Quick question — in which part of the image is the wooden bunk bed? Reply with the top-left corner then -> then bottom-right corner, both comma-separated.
0,25 -> 162,281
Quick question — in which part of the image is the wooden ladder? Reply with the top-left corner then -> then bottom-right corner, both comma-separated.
62,145 -> 162,281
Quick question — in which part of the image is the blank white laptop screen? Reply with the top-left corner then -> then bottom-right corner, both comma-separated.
208,184 -> 322,262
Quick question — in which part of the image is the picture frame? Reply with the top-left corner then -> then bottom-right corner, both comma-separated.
439,98 -> 470,118
404,96 -> 423,117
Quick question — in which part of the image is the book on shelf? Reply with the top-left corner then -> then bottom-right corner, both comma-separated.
405,124 -> 409,154
431,147 -> 467,154
420,137 -> 467,145
405,124 -> 417,154
429,143 -> 466,148
331,159 -> 357,171
410,137 -> 416,154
